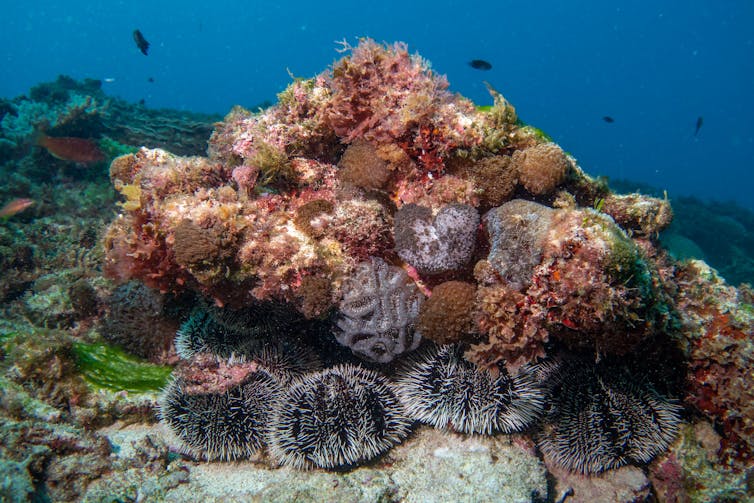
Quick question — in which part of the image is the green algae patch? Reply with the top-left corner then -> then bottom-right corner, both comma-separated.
73,342 -> 172,393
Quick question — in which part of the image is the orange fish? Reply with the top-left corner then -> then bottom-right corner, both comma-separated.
0,198 -> 34,218
36,133 -> 105,163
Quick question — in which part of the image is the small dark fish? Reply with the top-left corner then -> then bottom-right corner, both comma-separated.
694,116 -> 703,136
133,29 -> 150,56
36,133 -> 105,163
602,116 -> 615,123
138,99 -> 146,106
147,77 -> 154,83
469,59 -> 492,71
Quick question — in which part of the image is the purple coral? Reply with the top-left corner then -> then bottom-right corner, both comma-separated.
335,257 -> 424,363
394,203 -> 479,275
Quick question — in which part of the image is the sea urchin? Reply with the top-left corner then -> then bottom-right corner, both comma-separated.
159,354 -> 282,461
536,361 -> 683,474
394,344 -> 546,435
267,364 -> 412,469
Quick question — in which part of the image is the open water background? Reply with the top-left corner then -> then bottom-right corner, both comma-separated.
1,0 -> 752,209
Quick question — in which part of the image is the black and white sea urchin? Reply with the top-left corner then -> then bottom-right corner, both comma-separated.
267,364 -> 412,470
159,355 -> 283,461
536,361 -> 683,474
175,307 -> 321,379
394,344 -> 546,435
174,307 -> 249,359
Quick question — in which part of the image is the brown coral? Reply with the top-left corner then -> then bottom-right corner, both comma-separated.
173,219 -> 234,271
513,143 -> 571,196
293,199 -> 334,238
470,155 -> 518,208
338,140 -> 390,190
416,281 -> 477,345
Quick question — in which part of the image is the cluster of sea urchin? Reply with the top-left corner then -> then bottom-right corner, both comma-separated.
162,302 -> 413,469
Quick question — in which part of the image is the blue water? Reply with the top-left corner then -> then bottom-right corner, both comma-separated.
2,1 -> 753,210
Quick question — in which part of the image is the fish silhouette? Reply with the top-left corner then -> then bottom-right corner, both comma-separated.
468,59 -> 492,71
133,29 -> 150,56
602,116 -> 615,123
694,116 -> 703,136
0,198 -> 34,218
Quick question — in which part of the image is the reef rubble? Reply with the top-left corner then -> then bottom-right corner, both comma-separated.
1,39 -> 753,501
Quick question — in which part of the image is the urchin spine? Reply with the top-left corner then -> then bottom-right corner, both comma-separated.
536,362 -> 683,474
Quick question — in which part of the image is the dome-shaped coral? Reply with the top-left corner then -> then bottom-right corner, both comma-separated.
416,281 -> 477,345
483,199 -> 554,290
337,140 -> 390,190
513,143 -> 571,196
394,203 -> 479,276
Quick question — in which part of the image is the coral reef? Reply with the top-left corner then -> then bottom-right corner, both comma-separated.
395,344 -> 545,435
671,260 -> 754,466
335,257 -> 424,363
268,364 -> 412,469
470,199 -> 670,370
2,39 -> 754,499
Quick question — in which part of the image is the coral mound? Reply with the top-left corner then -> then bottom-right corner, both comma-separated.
267,364 -> 412,469
98,38 -> 754,478
395,344 -> 545,434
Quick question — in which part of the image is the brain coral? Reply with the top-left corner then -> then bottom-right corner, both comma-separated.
512,143 -> 571,196
335,257 -> 424,363
394,203 -> 479,276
